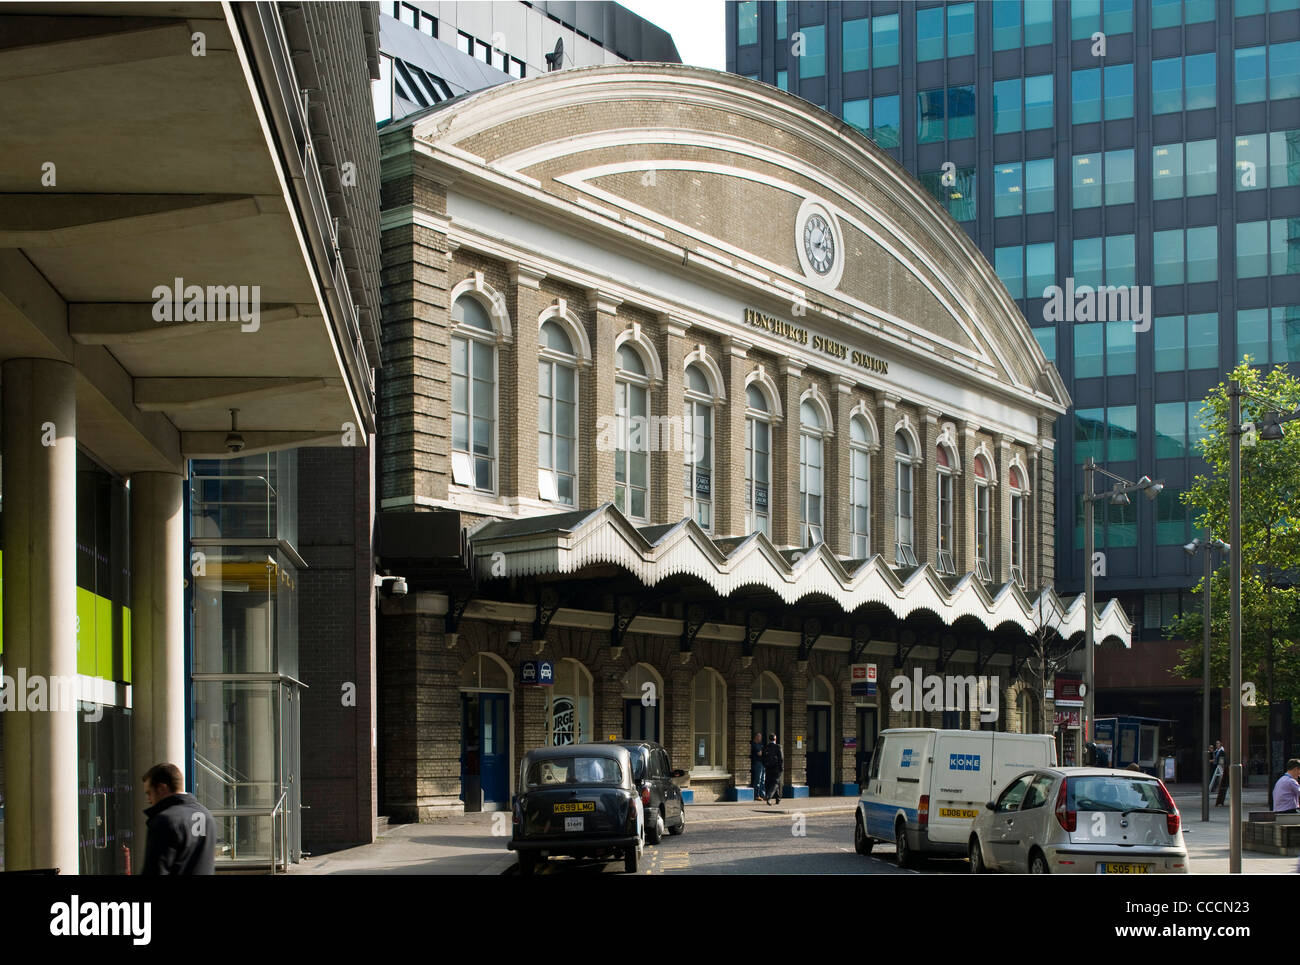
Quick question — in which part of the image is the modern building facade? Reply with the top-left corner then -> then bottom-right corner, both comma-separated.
0,1 -> 381,872
372,63 -> 1130,817
728,0 -> 1300,776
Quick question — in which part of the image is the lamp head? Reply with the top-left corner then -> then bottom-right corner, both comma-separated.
1109,488 -> 1130,506
1183,539 -> 1203,557
1260,412 -> 1285,441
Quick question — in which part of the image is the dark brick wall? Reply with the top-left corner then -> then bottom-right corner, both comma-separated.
296,443 -> 376,853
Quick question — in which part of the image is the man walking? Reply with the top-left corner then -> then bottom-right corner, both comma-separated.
1273,759 -> 1300,814
751,732 -> 766,801
142,762 -> 216,875
762,733 -> 784,805
1213,740 -> 1228,806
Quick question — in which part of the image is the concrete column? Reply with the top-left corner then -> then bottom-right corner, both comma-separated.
775,359 -> 804,547
957,422 -> 979,574
716,337 -> 751,537
2,358 -> 78,873
655,316 -> 689,524
582,297 -> 617,510
506,263 -> 546,500
875,395 -> 898,561
829,377 -> 855,555
129,471 -> 185,854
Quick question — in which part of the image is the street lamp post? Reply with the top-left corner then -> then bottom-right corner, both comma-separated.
1082,458 -> 1163,763
1184,533 -> 1229,824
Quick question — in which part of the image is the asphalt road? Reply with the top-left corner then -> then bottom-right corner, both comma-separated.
516,807 -> 967,875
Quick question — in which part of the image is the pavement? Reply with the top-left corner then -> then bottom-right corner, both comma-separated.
287,783 -> 1298,875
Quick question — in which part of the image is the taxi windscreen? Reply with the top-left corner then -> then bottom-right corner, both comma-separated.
525,757 -> 624,788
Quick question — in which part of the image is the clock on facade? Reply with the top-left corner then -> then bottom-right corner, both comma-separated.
802,213 -> 835,275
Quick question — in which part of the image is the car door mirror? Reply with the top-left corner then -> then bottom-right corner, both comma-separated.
671,769 -> 686,778
986,801 -> 996,811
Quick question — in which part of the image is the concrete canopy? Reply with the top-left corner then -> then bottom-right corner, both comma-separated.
0,3 -> 377,473
396,63 -> 1070,422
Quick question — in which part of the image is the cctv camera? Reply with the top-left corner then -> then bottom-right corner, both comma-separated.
392,577 -> 408,596
225,432 -> 246,453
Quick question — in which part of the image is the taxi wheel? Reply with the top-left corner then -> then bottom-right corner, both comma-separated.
624,846 -> 639,874
668,809 -> 685,835
646,809 -> 665,845
969,837 -> 986,874
894,822 -> 914,869
1029,850 -> 1050,874
854,813 -> 873,855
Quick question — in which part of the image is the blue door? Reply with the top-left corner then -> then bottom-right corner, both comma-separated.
479,693 -> 509,806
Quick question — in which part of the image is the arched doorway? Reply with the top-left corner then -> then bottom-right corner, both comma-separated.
458,652 -> 512,811
622,663 -> 663,741
806,675 -> 834,795
751,671 -> 783,747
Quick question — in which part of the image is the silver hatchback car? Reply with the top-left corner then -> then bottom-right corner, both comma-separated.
968,767 -> 1188,874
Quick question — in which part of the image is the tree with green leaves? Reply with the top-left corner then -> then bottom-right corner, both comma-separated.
1168,360 -> 1300,779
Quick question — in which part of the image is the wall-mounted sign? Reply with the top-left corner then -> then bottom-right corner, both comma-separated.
1054,675 -> 1083,707
520,660 -> 554,686
851,663 -> 878,697
743,308 -> 889,376
1054,708 -> 1080,728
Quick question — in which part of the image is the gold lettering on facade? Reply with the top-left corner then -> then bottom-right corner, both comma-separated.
744,308 -> 889,376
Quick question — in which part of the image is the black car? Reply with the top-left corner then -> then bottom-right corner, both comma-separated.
612,740 -> 686,844
508,744 -> 644,875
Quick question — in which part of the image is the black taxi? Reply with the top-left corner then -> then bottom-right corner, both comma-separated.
611,740 -> 686,844
508,744 -> 644,875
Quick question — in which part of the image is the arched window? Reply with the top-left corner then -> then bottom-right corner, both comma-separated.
1017,688 -> 1039,734
615,344 -> 650,521
808,676 -> 833,704
895,431 -> 917,566
549,658 -> 592,746
1010,465 -> 1027,587
451,295 -> 497,493
935,443 -> 955,574
799,400 -> 825,544
850,415 -> 871,557
745,384 -> 772,537
974,455 -> 992,580
683,364 -> 714,530
538,320 -> 578,505
692,668 -> 727,772
457,652 -> 511,691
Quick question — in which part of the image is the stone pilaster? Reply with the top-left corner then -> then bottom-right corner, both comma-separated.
996,434 -> 1013,585
786,662 -> 809,791
1029,445 -> 1042,589
875,394 -> 898,561
582,295 -> 618,510
656,315 -> 690,524
775,358 -> 804,547
1037,414 -> 1058,585
669,657 -> 695,790
731,668 -> 757,794
506,262 -> 546,501
918,408 -> 939,568
717,336 -> 752,537
957,421 -> 979,574
830,376 -> 856,555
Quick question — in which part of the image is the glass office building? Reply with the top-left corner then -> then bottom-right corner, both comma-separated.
729,0 -> 1300,768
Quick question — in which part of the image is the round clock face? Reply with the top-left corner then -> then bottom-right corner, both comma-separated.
803,213 -> 835,276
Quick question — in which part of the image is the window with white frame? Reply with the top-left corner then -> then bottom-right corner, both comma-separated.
850,415 -> 872,557
974,455 -> 992,580
1010,465 -> 1027,586
745,384 -> 772,537
615,344 -> 650,521
683,365 -> 714,530
549,658 -> 592,746
450,295 -> 497,493
935,443 -> 955,573
692,668 -> 727,772
799,400 -> 825,544
895,431 -> 917,566
538,320 -> 578,505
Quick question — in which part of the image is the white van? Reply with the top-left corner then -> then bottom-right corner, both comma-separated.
854,728 -> 1057,867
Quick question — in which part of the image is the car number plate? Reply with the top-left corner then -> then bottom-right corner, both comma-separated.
553,801 -> 596,813
1101,863 -> 1150,874
564,817 -> 584,832
938,808 -> 980,819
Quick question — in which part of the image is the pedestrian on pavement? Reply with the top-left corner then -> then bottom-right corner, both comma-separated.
142,762 -> 216,875
751,732 -> 766,800
1273,759 -> 1300,813
762,733 -> 784,805
1213,741 -> 1228,806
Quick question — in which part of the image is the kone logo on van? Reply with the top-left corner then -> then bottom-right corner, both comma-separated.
948,753 -> 982,772
900,748 -> 916,768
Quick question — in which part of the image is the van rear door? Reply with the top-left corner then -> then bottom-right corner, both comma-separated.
928,732 -> 993,845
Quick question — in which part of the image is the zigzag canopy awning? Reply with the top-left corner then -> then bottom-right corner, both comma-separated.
470,504 -> 1131,647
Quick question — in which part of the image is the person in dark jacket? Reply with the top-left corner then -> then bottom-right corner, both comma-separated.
142,762 -> 215,875
761,734 -> 784,805
751,732 -> 766,800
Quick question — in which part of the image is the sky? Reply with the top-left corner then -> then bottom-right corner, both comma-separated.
618,0 -> 727,70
